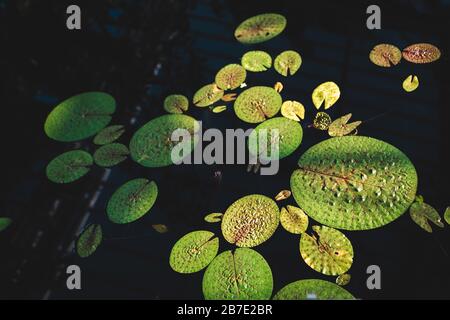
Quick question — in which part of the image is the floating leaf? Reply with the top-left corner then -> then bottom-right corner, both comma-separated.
212,105 -> 227,114
415,195 -> 425,204
0,217 -> 12,232
202,248 -> 273,300
409,202 -> 444,233
280,205 -> 308,234
93,143 -> 129,167
204,213 -> 223,223
273,279 -> 354,300
328,113 -> 362,137
221,93 -> 237,102
336,274 -> 351,286
290,136 -> 418,230
281,100 -> 305,122
234,86 -> 282,123
129,114 -> 199,167
300,225 -> 353,276
193,84 -> 224,107
107,178 -> 158,224
313,112 -> 332,130
93,125 -> 125,145
46,150 -> 93,184
44,92 -> 115,142
402,75 -> 419,92
215,64 -> 247,90
274,82 -> 283,93
164,94 -> 189,114
402,43 -> 441,64
152,224 -> 168,233
234,13 -> 286,44
76,224 -> 102,258
444,207 -> 450,225
274,50 -> 302,76
369,44 -> 402,67
248,117 -> 303,160
312,82 -> 340,110
221,194 -> 279,247
275,190 -> 291,201
169,230 -> 219,274
241,51 -> 272,72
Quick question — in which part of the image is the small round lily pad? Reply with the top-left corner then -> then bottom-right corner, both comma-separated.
402,43 -> 441,64
409,201 -> 444,233
280,205 -> 308,234
204,213 -> 223,223
93,143 -> 129,167
234,13 -> 286,44
202,248 -> 273,300
107,178 -> 158,224
215,64 -> 247,90
93,125 -> 125,145
274,50 -> 302,76
0,217 -> 12,232
221,194 -> 279,247
164,94 -> 189,114
44,92 -> 116,142
313,112 -> 332,130
273,279 -> 354,300
234,86 -> 282,123
336,274 -> 351,286
46,150 -> 93,184
312,82 -> 340,110
281,100 -> 305,122
152,224 -> 169,233
241,51 -> 272,72
169,230 -> 219,274
402,75 -> 419,92
328,113 -> 361,137
369,44 -> 402,67
300,225 -> 354,276
193,84 -> 224,107
76,224 -> 102,258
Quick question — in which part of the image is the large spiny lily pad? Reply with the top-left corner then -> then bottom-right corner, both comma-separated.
129,114 -> 199,167
234,86 -> 282,123
312,82 -> 340,110
202,248 -> 273,300
164,94 -> 189,114
274,50 -> 302,76
169,230 -> 219,274
273,279 -> 354,300
107,178 -> 158,224
300,225 -> 353,276
290,136 -> 418,230
241,51 -> 272,72
280,205 -> 309,234
93,143 -> 129,167
234,13 -> 286,44
76,224 -> 102,258
222,194 -> 279,247
44,92 -> 116,142
193,84 -> 224,107
369,44 -> 402,67
215,64 -> 247,90
46,150 -> 93,184
248,117 -> 303,161
409,201 -> 444,233
402,43 -> 441,64
93,125 -> 125,145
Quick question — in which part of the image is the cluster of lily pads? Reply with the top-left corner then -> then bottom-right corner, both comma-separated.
39,12 -> 448,299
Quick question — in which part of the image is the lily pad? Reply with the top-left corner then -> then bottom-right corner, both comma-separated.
221,194 -> 279,247
234,13 -> 286,44
93,125 -> 125,145
313,112 -> 332,130
402,43 -> 441,64
275,190 -> 291,201
93,143 -> 129,167
152,224 -> 169,233
212,105 -> 227,114
328,113 -> 362,137
274,82 -> 283,93
445,207 -> 450,225
164,94 -> 189,114
169,230 -> 219,274
281,100 -> 305,122
300,225 -> 353,276
44,92 -> 115,142
193,84 -> 224,107
248,117 -> 303,161
234,86 -> 282,123
274,50 -> 302,76
273,279 -> 354,300
0,217 -> 12,232
76,224 -> 102,258
107,178 -> 158,224
202,248 -> 273,300
129,114 -> 199,167
241,51 -> 272,72
46,150 -> 93,184
402,75 -> 419,92
215,64 -> 247,90
369,44 -> 402,67
204,213 -> 223,223
409,202 -> 444,233
280,205 -> 308,234
336,274 -> 351,286
290,136 -> 418,230
312,82 -> 340,110
221,93 -> 237,102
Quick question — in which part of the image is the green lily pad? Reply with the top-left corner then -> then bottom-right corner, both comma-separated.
234,86 -> 282,123
93,125 -> 125,145
402,75 -> 419,92
107,178 -> 158,224
274,50 -> 302,76
328,113 -> 361,137
313,112 -> 332,130
44,92 -> 115,142
202,248 -> 273,300
204,213 -> 223,223
221,194 -> 279,247
300,225 -> 354,276
273,279 -> 354,300
234,13 -> 286,44
444,207 -> 450,225
248,117 -> 303,161
76,224 -> 102,258
280,205 -> 308,234
369,44 -> 402,67
312,82 -> 340,110
402,43 -> 441,64
409,202 -> 444,233
93,143 -> 129,167
336,274 -> 351,286
290,136 -> 418,230
152,224 -> 169,233
215,64 -> 247,90
241,51 -> 272,72
0,217 -> 12,232
46,150 -> 93,184
212,105 -> 227,114
193,84 -> 224,107
169,230 -> 219,274
164,94 -> 189,114
129,114 -> 199,167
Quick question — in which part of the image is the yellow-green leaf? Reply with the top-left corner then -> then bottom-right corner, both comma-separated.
402,75 -> 419,92
312,82 -> 340,110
